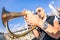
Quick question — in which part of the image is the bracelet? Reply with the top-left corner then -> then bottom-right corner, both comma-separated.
42,21 -> 48,30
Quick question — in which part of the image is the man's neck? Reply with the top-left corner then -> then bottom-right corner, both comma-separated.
43,14 -> 47,22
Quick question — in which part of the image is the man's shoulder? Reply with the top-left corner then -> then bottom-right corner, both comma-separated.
46,15 -> 55,21
47,15 -> 58,20
46,15 -> 57,25
47,15 -> 55,17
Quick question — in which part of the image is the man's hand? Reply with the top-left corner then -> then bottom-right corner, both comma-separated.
22,9 -> 33,15
24,10 -> 43,26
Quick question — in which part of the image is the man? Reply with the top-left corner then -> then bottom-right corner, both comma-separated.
32,7 -> 60,40
23,7 -> 60,40
50,7 -> 60,30
57,7 -> 60,21
57,7 -> 60,40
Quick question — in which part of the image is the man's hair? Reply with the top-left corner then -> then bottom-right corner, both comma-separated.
36,7 -> 44,12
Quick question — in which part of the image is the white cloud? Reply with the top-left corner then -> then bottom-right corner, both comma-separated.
49,1 -> 59,17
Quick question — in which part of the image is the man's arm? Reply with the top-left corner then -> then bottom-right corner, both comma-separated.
37,22 -> 58,34
24,10 -> 60,39
37,16 -> 59,34
37,20 -> 60,39
53,16 -> 60,31
32,29 -> 40,38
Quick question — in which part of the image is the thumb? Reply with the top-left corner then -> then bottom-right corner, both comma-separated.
26,10 -> 33,15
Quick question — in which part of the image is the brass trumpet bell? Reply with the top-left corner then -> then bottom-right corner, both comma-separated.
2,7 -> 10,27
2,7 -> 36,39
2,7 -> 25,27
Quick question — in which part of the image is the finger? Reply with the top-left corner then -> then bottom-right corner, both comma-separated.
24,16 -> 26,18
24,14 -> 31,19
24,15 -> 29,20
24,15 -> 27,18
25,15 -> 32,20
22,9 -> 27,12
24,16 -> 27,20
28,22 -> 32,25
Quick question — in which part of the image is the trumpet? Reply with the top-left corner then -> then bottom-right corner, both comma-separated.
2,7 -> 36,39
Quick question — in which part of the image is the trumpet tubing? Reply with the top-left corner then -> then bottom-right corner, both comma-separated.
2,7 -> 36,39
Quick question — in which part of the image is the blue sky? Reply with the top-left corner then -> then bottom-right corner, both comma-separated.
0,0 -> 60,33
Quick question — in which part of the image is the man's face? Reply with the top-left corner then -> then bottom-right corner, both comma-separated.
58,11 -> 60,18
37,9 -> 41,16
37,9 -> 45,18
59,13 -> 60,17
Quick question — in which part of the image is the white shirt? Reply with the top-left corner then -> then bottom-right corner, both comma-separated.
54,16 -> 59,22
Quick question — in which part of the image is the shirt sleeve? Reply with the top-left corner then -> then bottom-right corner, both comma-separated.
54,16 -> 59,22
